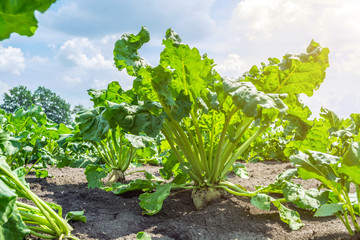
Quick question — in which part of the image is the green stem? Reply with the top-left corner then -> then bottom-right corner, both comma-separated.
20,211 -> 54,230
190,110 -> 208,174
161,126 -> 202,184
0,166 -> 71,236
208,110 -> 216,173
26,226 -> 56,235
342,188 -> 360,232
219,117 -> 253,174
164,120 -> 203,179
219,124 -> 268,180
210,107 -> 237,183
343,212 -> 354,236
218,181 -> 254,197
28,231 -> 57,239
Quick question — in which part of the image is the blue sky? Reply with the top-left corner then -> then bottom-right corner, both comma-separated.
1,0 -> 360,118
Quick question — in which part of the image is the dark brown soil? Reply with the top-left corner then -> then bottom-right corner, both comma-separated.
24,161 -> 360,240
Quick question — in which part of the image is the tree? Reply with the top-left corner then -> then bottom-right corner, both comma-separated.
71,104 -> 87,115
1,85 -> 71,124
0,85 -> 33,113
33,86 -> 71,124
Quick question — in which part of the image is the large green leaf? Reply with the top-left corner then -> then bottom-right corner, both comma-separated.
282,181 -> 328,209
314,203 -> 343,217
251,193 -> 303,230
0,0 -> 56,40
0,180 -> 16,225
342,142 -> 360,166
160,29 -> 220,101
223,79 -> 287,123
109,179 -> 158,195
339,142 -> 360,184
285,118 -> 331,157
0,206 -> 30,240
84,165 -> 108,189
103,102 -> 164,137
139,183 -> 173,215
113,26 -> 150,76
75,107 -> 109,142
88,81 -> 135,107
244,40 -> 329,96
272,200 -> 303,230
0,178 -> 30,239
290,151 -> 339,187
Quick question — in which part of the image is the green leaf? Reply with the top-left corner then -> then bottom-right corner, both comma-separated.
114,26 -> 150,76
290,151 -> 339,185
339,165 -> 360,185
160,30 -> 220,102
0,0 -> 56,40
139,183 -> 173,215
342,142 -> 360,166
136,231 -> 152,240
0,180 -> 30,239
0,206 -> 30,240
110,179 -> 157,195
251,193 -> 271,210
282,181 -> 328,209
88,81 -> 135,107
223,79 -> 287,123
272,200 -> 303,230
231,163 -> 249,179
103,102 -> 164,137
320,107 -> 341,129
35,169 -> 48,178
66,210 -> 87,223
314,203 -> 344,217
244,40 -> 329,97
84,165 -> 108,189
124,133 -> 154,149
75,107 -> 109,142
0,180 -> 17,225
285,118 -> 331,157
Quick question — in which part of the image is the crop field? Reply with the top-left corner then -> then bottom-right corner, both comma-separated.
2,2 -> 360,240
24,163 -> 353,240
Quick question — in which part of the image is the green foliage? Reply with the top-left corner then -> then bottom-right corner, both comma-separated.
0,104 -> 72,172
0,0 -> 56,40
290,146 -> 360,236
0,180 -> 30,240
105,27 -> 330,230
33,86 -> 71,124
1,85 -> 71,124
0,86 -> 33,113
0,156 -> 79,239
285,107 -> 360,158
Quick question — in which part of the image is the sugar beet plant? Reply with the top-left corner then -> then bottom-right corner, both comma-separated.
74,82 -> 159,188
290,142 -> 360,236
96,27 -> 329,228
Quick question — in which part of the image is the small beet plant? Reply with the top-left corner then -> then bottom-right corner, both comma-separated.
291,142 -> 360,236
95,26 -> 329,229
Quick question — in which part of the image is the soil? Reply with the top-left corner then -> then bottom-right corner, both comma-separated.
24,161 -> 360,240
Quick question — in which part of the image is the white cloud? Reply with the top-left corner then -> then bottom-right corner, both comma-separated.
58,38 -> 113,69
0,45 -> 25,75
30,56 -> 49,64
0,81 -> 10,103
92,79 -> 112,89
215,54 -> 250,78
232,0 -> 312,40
63,76 -> 82,85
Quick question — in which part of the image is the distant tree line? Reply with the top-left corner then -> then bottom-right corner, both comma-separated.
0,85 -> 72,124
